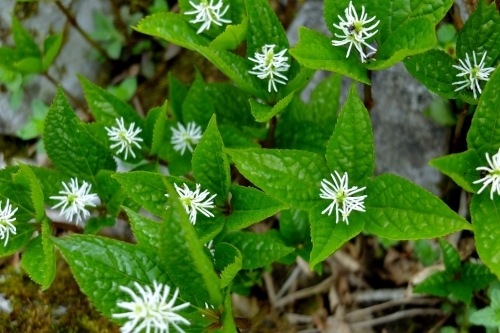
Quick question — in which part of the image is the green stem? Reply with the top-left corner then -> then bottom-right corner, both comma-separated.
363,70 -> 374,111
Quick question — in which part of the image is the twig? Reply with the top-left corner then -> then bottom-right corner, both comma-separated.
262,116 -> 278,148
43,73 -> 86,111
109,0 -> 131,45
276,265 -> 301,298
363,70 -> 374,111
285,313 -> 313,324
351,288 -> 407,303
262,272 -> 277,306
274,275 -> 336,308
451,103 -> 469,153
297,329 -> 319,333
345,297 -> 442,322
349,308 -> 445,330
55,1 -> 111,60
427,314 -> 452,333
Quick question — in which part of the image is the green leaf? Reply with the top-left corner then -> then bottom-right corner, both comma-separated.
44,88 -> 116,185
289,27 -> 369,84
29,166 -> 66,202
449,262 -> 495,303
0,223 -> 35,258
467,66 -> 500,155
14,57 -> 43,73
42,33 -> 63,71
124,207 -> 161,249
456,0 -> 500,66
404,50 -> 459,99
439,239 -> 461,273
95,170 -> 126,217
205,83 -> 255,128
192,115 -> 231,202
223,231 -> 294,269
0,167 -> 36,222
309,202 -> 364,267
160,182 -> 222,306
429,150 -> 482,193
79,75 -> 142,125
280,208 -> 310,247
226,185 -> 288,230
145,101 -> 167,155
471,193 -> 500,279
194,45 -> 265,99
214,243 -> 242,288
168,72 -> 188,122
113,171 -> 168,216
249,91 -> 295,123
367,17 -> 436,70
326,85 -> 374,187
83,216 -> 116,234
308,73 -> 341,133
182,71 -> 215,128
210,18 -> 248,51
16,162 -> 45,222
221,290 -> 238,332
54,235 -> 173,319
134,12 -> 211,50
364,174 -> 472,239
470,307 -> 500,328
12,17 -> 41,59
219,125 -> 260,149
195,215 -> 225,245
226,148 -> 329,211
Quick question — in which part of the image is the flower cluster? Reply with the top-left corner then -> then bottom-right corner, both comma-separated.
184,0 -> 231,34
166,183 -> 216,225
50,178 -> 99,225
113,281 -> 190,333
331,1 -> 379,62
106,117 -> 144,160
452,51 -> 495,99
0,199 -> 18,247
474,149 -> 500,200
171,122 -> 203,155
248,44 -> 291,93
320,171 -> 367,224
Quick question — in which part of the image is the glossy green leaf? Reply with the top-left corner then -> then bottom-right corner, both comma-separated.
182,72 -> 215,128
113,171 -> 168,216
12,17 -> 41,59
16,162 -> 45,222
14,57 -> 43,73
471,193 -> 500,279
226,148 -> 329,210
214,242 -> 242,288
221,290 -> 238,332
467,66 -> 500,155
124,207 -> 160,249
0,167 -> 36,222
192,115 -> 231,202
96,170 -> 127,217
364,174 -> 471,239
456,0 -> 500,65
326,85 -> 374,187
404,50 -> 459,99
429,150 -> 482,193
440,239 -> 461,273
223,231 -> 294,269
195,215 -> 225,245
44,88 -> 116,185
42,32 -> 63,71
309,202 -> 364,267
145,101 -> 167,155
54,235 -> 173,319
470,289 -> 500,327
83,216 -> 116,235
289,27 -> 369,84
308,73 -> 341,133
160,182 -> 222,306
27,166 -> 66,202
0,223 -> 35,258
210,18 -> 248,50
226,185 -> 288,230
219,125 -> 260,149
368,17 -> 436,70
205,82 -> 255,128
280,208 -> 310,247
168,72 -> 188,122
134,12 -> 211,50
249,91 -> 295,122
79,75 -> 142,125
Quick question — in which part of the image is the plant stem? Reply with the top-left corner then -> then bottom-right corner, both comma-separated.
263,116 -> 278,148
43,72 -> 86,111
55,1 -> 111,61
363,70 -> 375,111
451,103 -> 469,153
109,0 -> 132,45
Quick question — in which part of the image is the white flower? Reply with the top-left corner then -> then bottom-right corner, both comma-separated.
474,149 -> 500,200
170,122 -> 203,155
248,44 -> 291,93
165,183 -> 216,224
105,117 -> 144,160
50,178 -> 98,225
184,0 -> 232,34
331,1 -> 379,62
320,171 -> 367,224
112,281 -> 190,333
0,199 -> 18,247
452,51 -> 495,99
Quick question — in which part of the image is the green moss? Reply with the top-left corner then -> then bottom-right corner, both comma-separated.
0,255 -> 119,333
